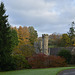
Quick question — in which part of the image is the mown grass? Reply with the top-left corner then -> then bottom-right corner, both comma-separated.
0,67 -> 75,75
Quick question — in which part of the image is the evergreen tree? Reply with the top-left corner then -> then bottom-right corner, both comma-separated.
11,27 -> 19,49
68,22 -> 75,46
68,27 -> 75,39
0,2 -> 13,71
28,26 -> 38,45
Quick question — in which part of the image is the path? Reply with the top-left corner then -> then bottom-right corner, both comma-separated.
58,69 -> 75,75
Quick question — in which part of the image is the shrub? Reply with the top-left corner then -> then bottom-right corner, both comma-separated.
0,57 -> 16,71
46,56 -> 67,67
28,53 -> 47,68
28,54 -> 67,68
58,49 -> 72,63
71,54 -> 75,64
12,54 -> 31,70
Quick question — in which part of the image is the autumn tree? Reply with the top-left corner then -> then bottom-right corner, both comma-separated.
72,37 -> 75,46
18,26 -> 23,44
28,26 -> 38,45
0,2 -> 13,71
13,45 -> 35,57
61,34 -> 71,47
13,26 -> 35,57
18,26 -> 30,45
22,26 -> 30,45
48,33 -> 62,47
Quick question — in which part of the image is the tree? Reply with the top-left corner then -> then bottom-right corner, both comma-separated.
12,54 -> 30,70
48,33 -> 62,47
68,22 -> 75,46
11,27 -> 19,49
18,26 -> 23,44
13,26 -> 35,57
28,26 -> 38,45
72,37 -> 75,46
0,2 -> 13,71
13,44 -> 35,57
61,34 -> 71,47
68,27 -> 75,38
18,26 -> 30,45
58,49 -> 72,63
22,26 -> 30,45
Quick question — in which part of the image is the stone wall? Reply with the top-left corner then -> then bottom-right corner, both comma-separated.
49,47 -> 73,56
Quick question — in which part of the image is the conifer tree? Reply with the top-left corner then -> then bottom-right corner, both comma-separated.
0,2 -> 13,71
28,26 -> 38,45
11,27 -> 19,48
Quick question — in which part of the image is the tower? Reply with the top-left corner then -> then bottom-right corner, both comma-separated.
39,40 -> 42,53
42,34 -> 49,55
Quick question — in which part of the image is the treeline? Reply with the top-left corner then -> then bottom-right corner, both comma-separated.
48,24 -> 75,47
0,2 -> 75,71
0,2 -> 38,71
11,26 -> 38,57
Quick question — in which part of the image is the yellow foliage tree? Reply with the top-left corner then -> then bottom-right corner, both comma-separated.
18,26 -> 30,45
22,26 -> 30,45
13,26 -> 35,57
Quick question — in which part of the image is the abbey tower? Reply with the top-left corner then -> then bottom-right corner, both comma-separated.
42,34 -> 49,55
34,34 -> 49,55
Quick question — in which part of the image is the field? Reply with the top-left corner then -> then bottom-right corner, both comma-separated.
0,67 -> 75,75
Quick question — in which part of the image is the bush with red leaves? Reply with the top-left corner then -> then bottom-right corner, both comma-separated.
28,53 -> 47,68
28,53 -> 67,69
46,55 -> 67,67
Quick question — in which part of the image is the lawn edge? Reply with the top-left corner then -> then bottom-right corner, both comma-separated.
56,67 -> 75,75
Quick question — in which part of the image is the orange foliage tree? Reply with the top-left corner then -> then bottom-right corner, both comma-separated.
13,26 -> 35,57
18,26 -> 30,45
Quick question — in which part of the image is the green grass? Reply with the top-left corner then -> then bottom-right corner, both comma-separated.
0,67 -> 75,75
48,45 -> 55,48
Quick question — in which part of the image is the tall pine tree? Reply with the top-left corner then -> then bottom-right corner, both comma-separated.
68,22 -> 75,46
0,2 -> 13,71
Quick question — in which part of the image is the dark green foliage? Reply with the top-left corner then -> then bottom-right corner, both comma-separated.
68,22 -> 75,46
0,2 -> 13,71
68,22 -> 75,39
58,49 -> 72,63
12,55 -> 31,70
68,27 -> 75,45
71,55 -> 75,64
68,27 -> 75,38
11,28 -> 19,49
28,26 -> 38,45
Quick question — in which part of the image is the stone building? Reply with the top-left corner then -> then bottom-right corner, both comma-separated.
34,34 -> 75,56
42,34 -> 49,55
34,34 -> 49,55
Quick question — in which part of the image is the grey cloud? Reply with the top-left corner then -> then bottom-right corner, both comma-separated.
2,0 -> 75,36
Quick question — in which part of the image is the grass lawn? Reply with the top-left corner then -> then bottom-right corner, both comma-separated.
0,67 -> 75,75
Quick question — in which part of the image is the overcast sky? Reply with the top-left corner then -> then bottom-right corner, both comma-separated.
1,0 -> 75,36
